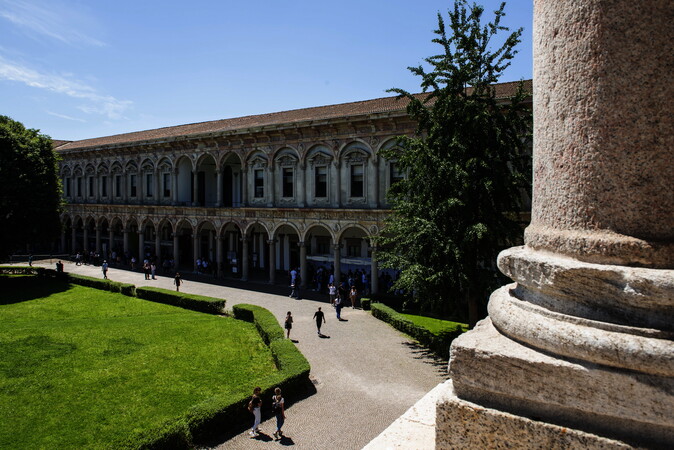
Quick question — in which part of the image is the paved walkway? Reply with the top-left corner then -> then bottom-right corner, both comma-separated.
31,260 -> 448,449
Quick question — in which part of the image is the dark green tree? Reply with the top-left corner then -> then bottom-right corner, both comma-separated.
378,0 -> 532,325
0,116 -> 63,259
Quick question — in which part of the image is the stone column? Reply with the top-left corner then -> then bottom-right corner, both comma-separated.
122,172 -> 128,203
297,163 -> 306,207
241,236 -> 249,281
241,164 -> 248,207
332,161 -> 341,208
215,235 -> 223,277
154,169 -> 160,205
370,246 -> 378,295
138,231 -> 144,261
216,169 -> 223,207
192,233 -> 199,271
283,234 -> 290,272
192,170 -> 199,206
299,241 -> 307,288
333,243 -> 341,284
95,226 -> 101,254
123,230 -> 129,253
437,1 -> 674,448
370,156 -> 379,208
268,239 -> 276,284
172,170 -> 179,205
173,233 -> 179,268
267,163 -> 275,207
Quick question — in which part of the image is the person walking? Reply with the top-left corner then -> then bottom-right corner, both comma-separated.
151,262 -> 157,280
271,387 -> 285,440
101,260 -> 109,279
284,311 -> 293,339
313,307 -> 326,336
335,294 -> 343,320
174,272 -> 182,292
248,386 -> 262,437
328,283 -> 337,306
28,254 -> 33,267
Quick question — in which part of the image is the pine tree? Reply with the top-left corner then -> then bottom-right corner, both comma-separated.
378,0 -> 532,324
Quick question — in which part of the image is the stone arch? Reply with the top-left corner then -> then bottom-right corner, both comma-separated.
244,221 -> 271,273
175,155 -> 193,205
219,152 -> 244,207
96,161 -> 109,174
272,223 -> 302,273
174,218 -> 195,268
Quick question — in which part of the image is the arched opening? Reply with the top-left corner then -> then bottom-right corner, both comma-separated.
273,224 -> 300,278
305,224 -> 334,292
221,223 -> 242,276
175,220 -> 193,269
196,154 -> 217,207
221,153 -> 242,207
176,157 -> 192,205
196,221 -> 217,274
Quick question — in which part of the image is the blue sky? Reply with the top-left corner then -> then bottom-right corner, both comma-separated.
0,0 -> 533,141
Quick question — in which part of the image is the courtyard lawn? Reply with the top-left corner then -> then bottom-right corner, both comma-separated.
0,277 -> 280,449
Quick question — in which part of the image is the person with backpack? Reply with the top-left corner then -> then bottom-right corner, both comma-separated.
271,387 -> 285,440
248,386 -> 262,437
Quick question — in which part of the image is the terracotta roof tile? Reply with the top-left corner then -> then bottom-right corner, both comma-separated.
57,80 -> 531,152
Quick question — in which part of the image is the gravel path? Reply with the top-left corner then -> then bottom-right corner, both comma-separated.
33,260 -> 447,450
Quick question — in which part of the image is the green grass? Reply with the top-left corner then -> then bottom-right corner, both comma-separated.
0,277 -> 282,449
399,313 -> 469,335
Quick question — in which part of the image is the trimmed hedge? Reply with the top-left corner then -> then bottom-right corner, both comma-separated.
361,297 -> 372,310
370,303 -> 465,358
122,304 -> 311,448
65,272 -> 137,296
0,265 -> 35,275
135,287 -> 226,315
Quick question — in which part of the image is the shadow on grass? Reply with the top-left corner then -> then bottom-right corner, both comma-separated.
194,376 -> 317,447
401,341 -> 449,376
0,276 -> 70,306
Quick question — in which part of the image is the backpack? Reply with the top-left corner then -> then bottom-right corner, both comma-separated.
272,396 -> 281,413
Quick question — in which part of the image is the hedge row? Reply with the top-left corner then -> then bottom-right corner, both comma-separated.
135,287 -> 226,314
125,304 -> 310,449
370,303 -> 465,358
361,297 -> 372,310
0,265 -> 35,275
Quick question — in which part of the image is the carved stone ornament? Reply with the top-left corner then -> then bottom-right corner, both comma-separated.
369,225 -> 379,235
333,223 -> 340,232
250,156 -> 268,169
310,153 -> 331,167
345,151 -> 367,165
277,154 -> 298,168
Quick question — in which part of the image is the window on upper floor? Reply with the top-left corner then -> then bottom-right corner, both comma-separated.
390,162 -> 405,186
146,173 -> 153,197
350,164 -> 364,198
77,177 -> 82,197
88,176 -> 94,197
64,177 -> 70,197
115,175 -> 121,197
101,176 -> 107,197
130,174 -> 137,197
315,166 -> 327,198
254,169 -> 264,198
282,168 -> 293,198
163,173 -> 171,198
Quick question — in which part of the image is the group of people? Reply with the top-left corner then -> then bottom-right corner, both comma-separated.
248,386 -> 285,440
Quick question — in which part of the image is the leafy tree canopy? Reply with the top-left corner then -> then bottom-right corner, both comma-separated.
0,116 -> 62,259
378,0 -> 532,324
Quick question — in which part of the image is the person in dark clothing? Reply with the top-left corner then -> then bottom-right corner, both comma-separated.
174,272 -> 182,291
313,307 -> 326,335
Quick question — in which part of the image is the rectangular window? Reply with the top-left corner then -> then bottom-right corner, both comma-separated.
64,177 -> 70,197
315,166 -> 327,198
88,176 -> 94,197
347,239 -> 361,257
163,173 -> 171,197
146,173 -> 153,197
77,177 -> 82,197
390,162 -> 404,185
101,175 -> 107,197
282,168 -> 293,198
254,169 -> 264,198
350,164 -> 364,197
130,174 -> 137,197
115,175 -> 121,197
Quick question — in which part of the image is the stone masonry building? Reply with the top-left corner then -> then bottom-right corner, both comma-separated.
55,80 -> 530,292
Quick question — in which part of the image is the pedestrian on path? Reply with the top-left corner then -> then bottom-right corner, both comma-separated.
349,285 -> 358,308
151,262 -> 157,280
272,387 -> 285,440
335,295 -> 343,320
174,272 -> 182,292
248,386 -> 262,437
28,254 -> 33,267
102,260 -> 109,279
328,283 -> 337,305
313,307 -> 326,336
284,311 -> 293,339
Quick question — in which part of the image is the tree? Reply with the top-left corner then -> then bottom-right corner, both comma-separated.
378,0 -> 532,325
0,116 -> 63,259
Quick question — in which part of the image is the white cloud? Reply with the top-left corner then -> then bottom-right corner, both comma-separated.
0,55 -> 132,120
45,110 -> 86,122
0,0 -> 105,47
